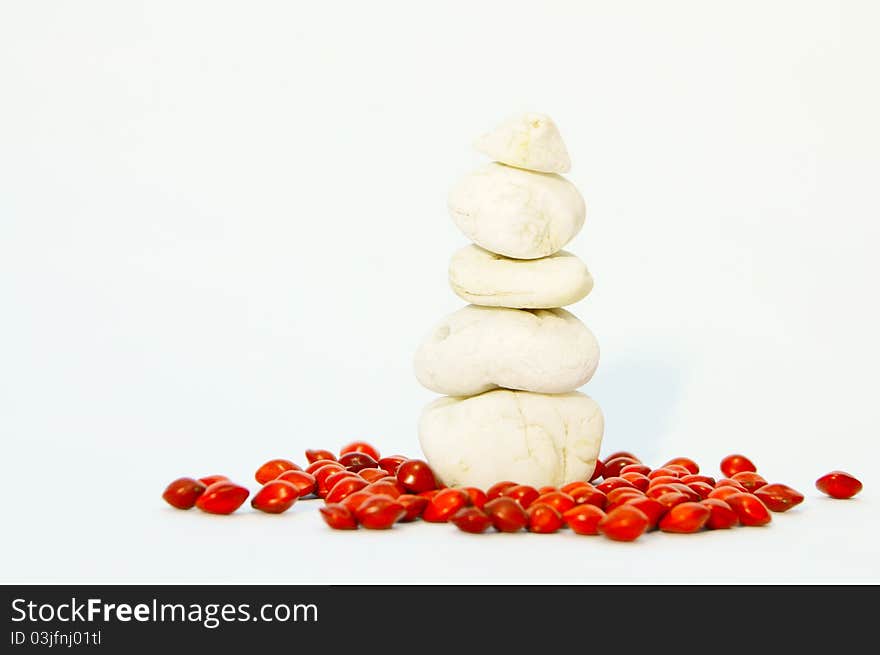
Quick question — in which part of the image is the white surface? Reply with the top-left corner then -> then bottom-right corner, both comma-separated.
1,1 -> 878,584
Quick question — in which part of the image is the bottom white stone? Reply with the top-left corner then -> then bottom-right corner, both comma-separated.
419,389 -> 604,489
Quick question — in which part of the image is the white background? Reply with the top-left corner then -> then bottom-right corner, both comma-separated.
2,1 -> 878,584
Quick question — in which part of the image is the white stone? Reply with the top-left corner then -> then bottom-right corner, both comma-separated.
474,112 -> 571,173
414,305 -> 599,396
448,163 -> 585,259
449,245 -> 593,309
419,389 -> 604,488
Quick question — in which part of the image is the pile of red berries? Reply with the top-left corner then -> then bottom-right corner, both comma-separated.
162,442 -> 863,542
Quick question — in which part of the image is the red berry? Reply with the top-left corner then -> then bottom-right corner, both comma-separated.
560,481 -> 591,495
319,503 -> 358,530
725,492 -> 772,526
731,471 -> 767,492
604,451 -> 639,463
340,490 -> 375,513
450,507 -> 492,534
198,474 -> 229,486
355,495 -> 405,529
338,452 -> 378,472
686,481 -> 715,500
339,441 -> 381,461
323,470 -> 362,494
313,463 -> 347,496
377,456 -> 407,476
701,498 -> 739,529
358,468 -> 390,484
662,457 -> 699,474
589,460 -> 605,482
422,488 -> 470,523
483,497 -> 529,532
659,501 -> 710,533
664,464 -> 692,477
707,486 -> 744,502
754,483 -> 805,512
715,478 -> 748,491
562,505 -> 606,535
527,503 -> 564,533
646,483 -> 686,500
816,471 -> 862,499
648,467 -> 682,480
720,454 -> 756,478
275,470 -> 317,497
598,505 -> 649,542
306,459 -> 343,476
255,459 -> 300,484
680,474 -> 716,486
623,496 -> 666,529
620,464 -> 652,476
397,494 -> 429,522
648,475 -> 679,488
195,481 -> 249,515
533,491 -> 576,514
162,477 -> 206,510
324,476 -> 369,504
396,459 -> 439,493
620,472 -> 650,492
462,487 -> 488,510
251,480 -> 299,514
487,481 -> 519,500
603,457 -> 640,479
569,485 -> 606,509
305,449 -> 336,465
503,484 -> 540,509
605,487 -> 645,505
596,477 -> 636,495
363,480 -> 403,499
655,491 -> 691,510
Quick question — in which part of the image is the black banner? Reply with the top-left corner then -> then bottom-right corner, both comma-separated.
2,585 -> 875,650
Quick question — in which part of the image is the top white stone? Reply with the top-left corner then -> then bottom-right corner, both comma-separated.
474,112 -> 571,174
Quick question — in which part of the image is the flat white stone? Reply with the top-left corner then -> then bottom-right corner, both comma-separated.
448,163 -> 585,259
414,305 -> 599,396
419,389 -> 604,488
449,245 -> 593,309
474,112 -> 571,173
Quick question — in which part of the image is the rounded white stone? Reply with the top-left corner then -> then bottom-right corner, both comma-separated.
474,112 -> 571,174
414,305 -> 599,396
449,245 -> 593,309
448,163 -> 585,259
419,389 -> 604,489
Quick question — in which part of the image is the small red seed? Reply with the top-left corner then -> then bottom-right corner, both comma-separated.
339,441 -> 381,461
503,484 -> 540,508
527,503 -> 564,533
340,490 -> 375,513
533,491 -> 576,514
363,480 -> 403,499
604,451 -> 639,463
487,481 -> 519,500
396,459 -> 439,493
589,460 -> 605,482
597,505 -> 649,542
450,506 -> 492,533
681,474 -> 716,486
707,486 -> 744,502
620,464 -> 652,477
755,483 -> 805,512
562,504 -> 606,535
725,492 -> 772,526
623,496 -> 666,529
596,477 -> 636,495
621,472 -> 650,491
305,449 -> 336,465
483,497 -> 529,532
306,460 -> 343,476
275,470 -> 317,497
255,459 -> 300,484
422,488 -> 470,523
195,481 -> 249,515
662,457 -> 700,474
731,471 -> 768,492
659,501 -> 710,533
462,487 -> 488,510
655,491 -> 691,509
603,457 -> 640,479
319,503 -> 358,529
377,455 -> 407,476
720,454 -> 756,478
251,480 -> 299,514
815,471 -> 863,499
701,498 -> 739,529
357,468 -> 388,483
198,474 -> 229,486
569,485 -> 607,509
162,477 -> 206,510
664,464 -> 692,477
648,467 -> 681,480
560,481 -> 590,495
686,481 -> 715,500
355,495 -> 405,529
324,476 -> 369,504
715,478 -> 748,491
338,452 -> 379,472
397,494 -> 429,522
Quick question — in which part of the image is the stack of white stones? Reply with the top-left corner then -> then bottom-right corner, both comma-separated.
414,113 -> 604,490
